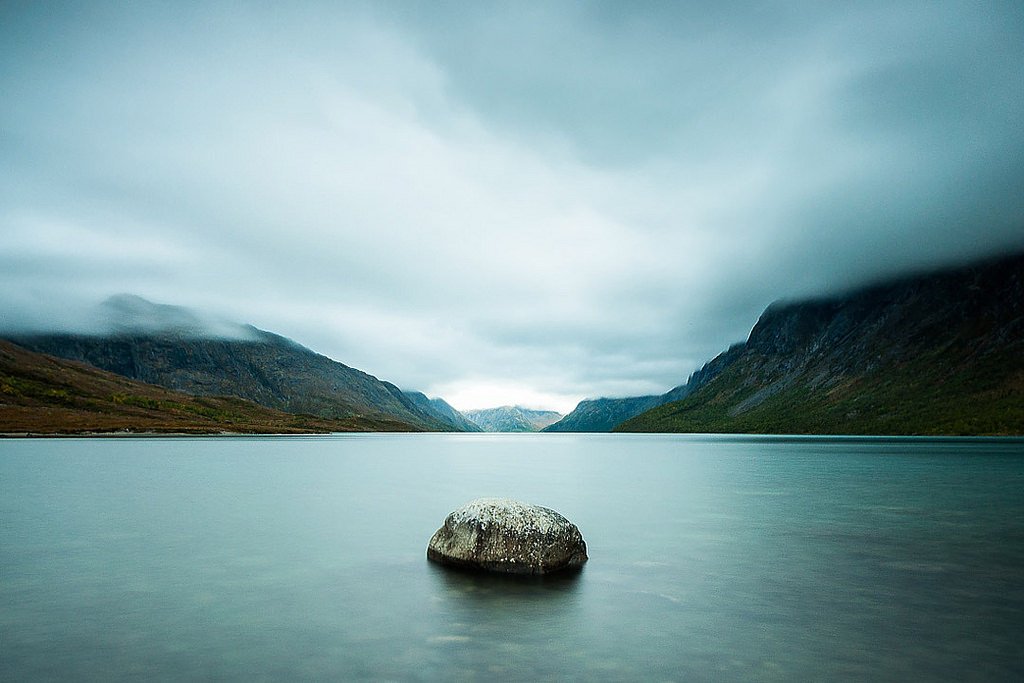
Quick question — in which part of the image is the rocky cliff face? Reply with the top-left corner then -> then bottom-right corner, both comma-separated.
618,251 -> 1024,435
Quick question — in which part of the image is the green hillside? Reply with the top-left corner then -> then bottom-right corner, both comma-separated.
618,347 -> 1024,435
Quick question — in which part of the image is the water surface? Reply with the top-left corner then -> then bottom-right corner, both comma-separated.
2,434 -> 1022,680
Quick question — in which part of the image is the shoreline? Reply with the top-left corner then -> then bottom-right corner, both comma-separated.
3,431 -> 1022,440
0,430 -> 331,438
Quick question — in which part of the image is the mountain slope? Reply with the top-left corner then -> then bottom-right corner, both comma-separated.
542,395 -> 662,432
617,252 -> 1024,435
8,296 -> 460,431
464,406 -> 563,432
0,340 -> 416,434
402,391 -> 482,432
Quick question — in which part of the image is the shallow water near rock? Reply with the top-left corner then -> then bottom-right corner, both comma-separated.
2,433 -> 1023,680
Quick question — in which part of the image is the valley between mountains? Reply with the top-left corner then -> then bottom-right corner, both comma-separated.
2,252 -> 1021,436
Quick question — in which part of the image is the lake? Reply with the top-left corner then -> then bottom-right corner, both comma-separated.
2,434 -> 1023,680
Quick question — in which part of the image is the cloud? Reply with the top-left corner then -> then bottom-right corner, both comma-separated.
1,1 -> 1022,410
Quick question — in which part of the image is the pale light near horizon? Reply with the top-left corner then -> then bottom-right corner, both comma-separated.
435,379 -> 579,415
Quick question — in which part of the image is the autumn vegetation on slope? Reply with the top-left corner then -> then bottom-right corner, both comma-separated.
0,340 -> 421,434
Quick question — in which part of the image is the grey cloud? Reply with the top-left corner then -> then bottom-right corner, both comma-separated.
1,1 -> 1022,410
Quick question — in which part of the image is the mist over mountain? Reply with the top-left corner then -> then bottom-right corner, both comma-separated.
463,406 -> 563,433
1,294 -> 259,340
97,294 -> 259,340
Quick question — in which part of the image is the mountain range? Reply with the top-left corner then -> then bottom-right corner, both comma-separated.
3,252 -> 1022,436
463,406 -> 564,432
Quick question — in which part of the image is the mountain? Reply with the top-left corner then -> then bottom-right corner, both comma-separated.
0,339 -> 416,434
464,406 -> 564,432
617,252 -> 1024,435
543,395 -> 663,432
8,296 -> 466,432
401,391 -> 482,432
542,349 -> 741,432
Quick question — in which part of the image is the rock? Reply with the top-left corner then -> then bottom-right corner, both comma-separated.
427,498 -> 588,575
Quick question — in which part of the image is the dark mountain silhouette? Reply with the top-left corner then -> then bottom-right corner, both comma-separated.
618,251 -> 1024,435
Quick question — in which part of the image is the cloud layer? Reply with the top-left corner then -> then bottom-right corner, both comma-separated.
2,1 -> 1023,412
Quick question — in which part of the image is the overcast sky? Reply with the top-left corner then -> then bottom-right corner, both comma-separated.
2,1 -> 1023,412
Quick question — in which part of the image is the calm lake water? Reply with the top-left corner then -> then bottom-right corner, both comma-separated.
2,434 -> 1023,681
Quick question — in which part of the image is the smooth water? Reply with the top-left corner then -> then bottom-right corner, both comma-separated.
2,434 -> 1023,681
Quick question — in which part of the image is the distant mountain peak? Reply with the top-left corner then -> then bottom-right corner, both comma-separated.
463,406 -> 564,432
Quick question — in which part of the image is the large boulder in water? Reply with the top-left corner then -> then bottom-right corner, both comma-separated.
427,498 -> 588,575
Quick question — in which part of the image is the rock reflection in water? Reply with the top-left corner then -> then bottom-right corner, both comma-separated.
420,561 -> 589,678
